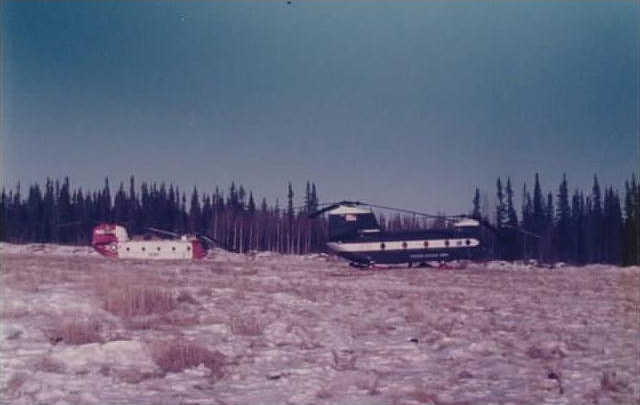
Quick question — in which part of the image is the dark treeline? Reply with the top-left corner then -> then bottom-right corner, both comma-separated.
472,173 -> 639,266
0,177 -> 325,254
1,173 -> 639,265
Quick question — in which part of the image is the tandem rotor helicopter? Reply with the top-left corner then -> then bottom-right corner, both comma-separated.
89,223 -> 236,260
308,200 -> 521,268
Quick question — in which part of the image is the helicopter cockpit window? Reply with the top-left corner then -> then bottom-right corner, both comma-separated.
328,212 -> 380,240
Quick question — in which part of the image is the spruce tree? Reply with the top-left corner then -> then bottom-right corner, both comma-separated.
472,187 -> 481,219
503,178 -> 519,260
533,173 -> 544,235
114,182 -> 128,225
127,176 -> 140,235
99,177 -> 112,222
589,175 -> 603,262
531,174 -> 547,261
622,175 -> 639,265
188,187 -> 202,234
72,188 -> 90,244
43,179 -> 56,242
505,178 -> 518,227
310,183 -> 319,213
0,188 -> 8,240
556,174 -> 571,262
521,183 -> 535,260
305,181 -> 312,213
201,194 -> 213,236
26,184 -> 44,242
570,190 -> 586,263
287,182 -> 294,253
496,178 -> 506,228
603,187 -> 622,264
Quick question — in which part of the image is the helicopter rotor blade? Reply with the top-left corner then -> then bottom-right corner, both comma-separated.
502,224 -> 540,239
307,200 -> 362,218
198,234 -> 240,253
309,200 -> 461,221
55,220 -> 84,228
147,227 -> 181,238
357,201 -> 460,220
454,215 -> 540,242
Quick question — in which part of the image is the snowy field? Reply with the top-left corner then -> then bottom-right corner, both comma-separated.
1,243 -> 639,405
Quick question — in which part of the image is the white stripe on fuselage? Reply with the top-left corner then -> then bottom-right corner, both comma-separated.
327,238 -> 480,253
117,240 -> 195,259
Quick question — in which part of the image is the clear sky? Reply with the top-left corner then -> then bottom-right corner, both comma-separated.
2,1 -> 638,215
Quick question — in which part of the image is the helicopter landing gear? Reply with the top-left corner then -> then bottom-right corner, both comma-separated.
349,261 -> 372,269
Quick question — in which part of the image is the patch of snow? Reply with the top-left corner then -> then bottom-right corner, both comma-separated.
49,340 -> 157,373
1,247 -> 639,404
1,242 -> 97,256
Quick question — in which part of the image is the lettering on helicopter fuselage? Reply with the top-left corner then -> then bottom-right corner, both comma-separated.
409,252 -> 450,259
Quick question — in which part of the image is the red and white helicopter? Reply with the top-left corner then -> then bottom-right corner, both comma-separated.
91,223 -> 210,260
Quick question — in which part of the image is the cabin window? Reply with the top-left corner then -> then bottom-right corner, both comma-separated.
328,212 -> 380,240
445,240 -> 450,247
380,242 -> 386,250
402,241 -> 408,249
423,241 -> 429,248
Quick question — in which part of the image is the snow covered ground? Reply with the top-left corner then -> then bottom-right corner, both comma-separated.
1,243 -> 639,404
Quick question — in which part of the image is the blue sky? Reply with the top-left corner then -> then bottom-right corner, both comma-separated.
2,1 -> 638,215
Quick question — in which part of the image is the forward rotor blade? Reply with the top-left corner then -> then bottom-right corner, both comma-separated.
353,201 -> 468,221
307,203 -> 341,219
307,200 -> 362,218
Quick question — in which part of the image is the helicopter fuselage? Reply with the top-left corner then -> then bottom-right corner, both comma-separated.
91,224 -> 206,260
324,204 -> 484,266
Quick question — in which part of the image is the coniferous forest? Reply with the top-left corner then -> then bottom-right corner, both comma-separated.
1,174 -> 639,266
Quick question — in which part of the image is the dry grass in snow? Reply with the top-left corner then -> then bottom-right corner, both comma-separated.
229,312 -> 265,336
46,314 -> 102,345
148,338 -> 225,378
97,283 -> 177,319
